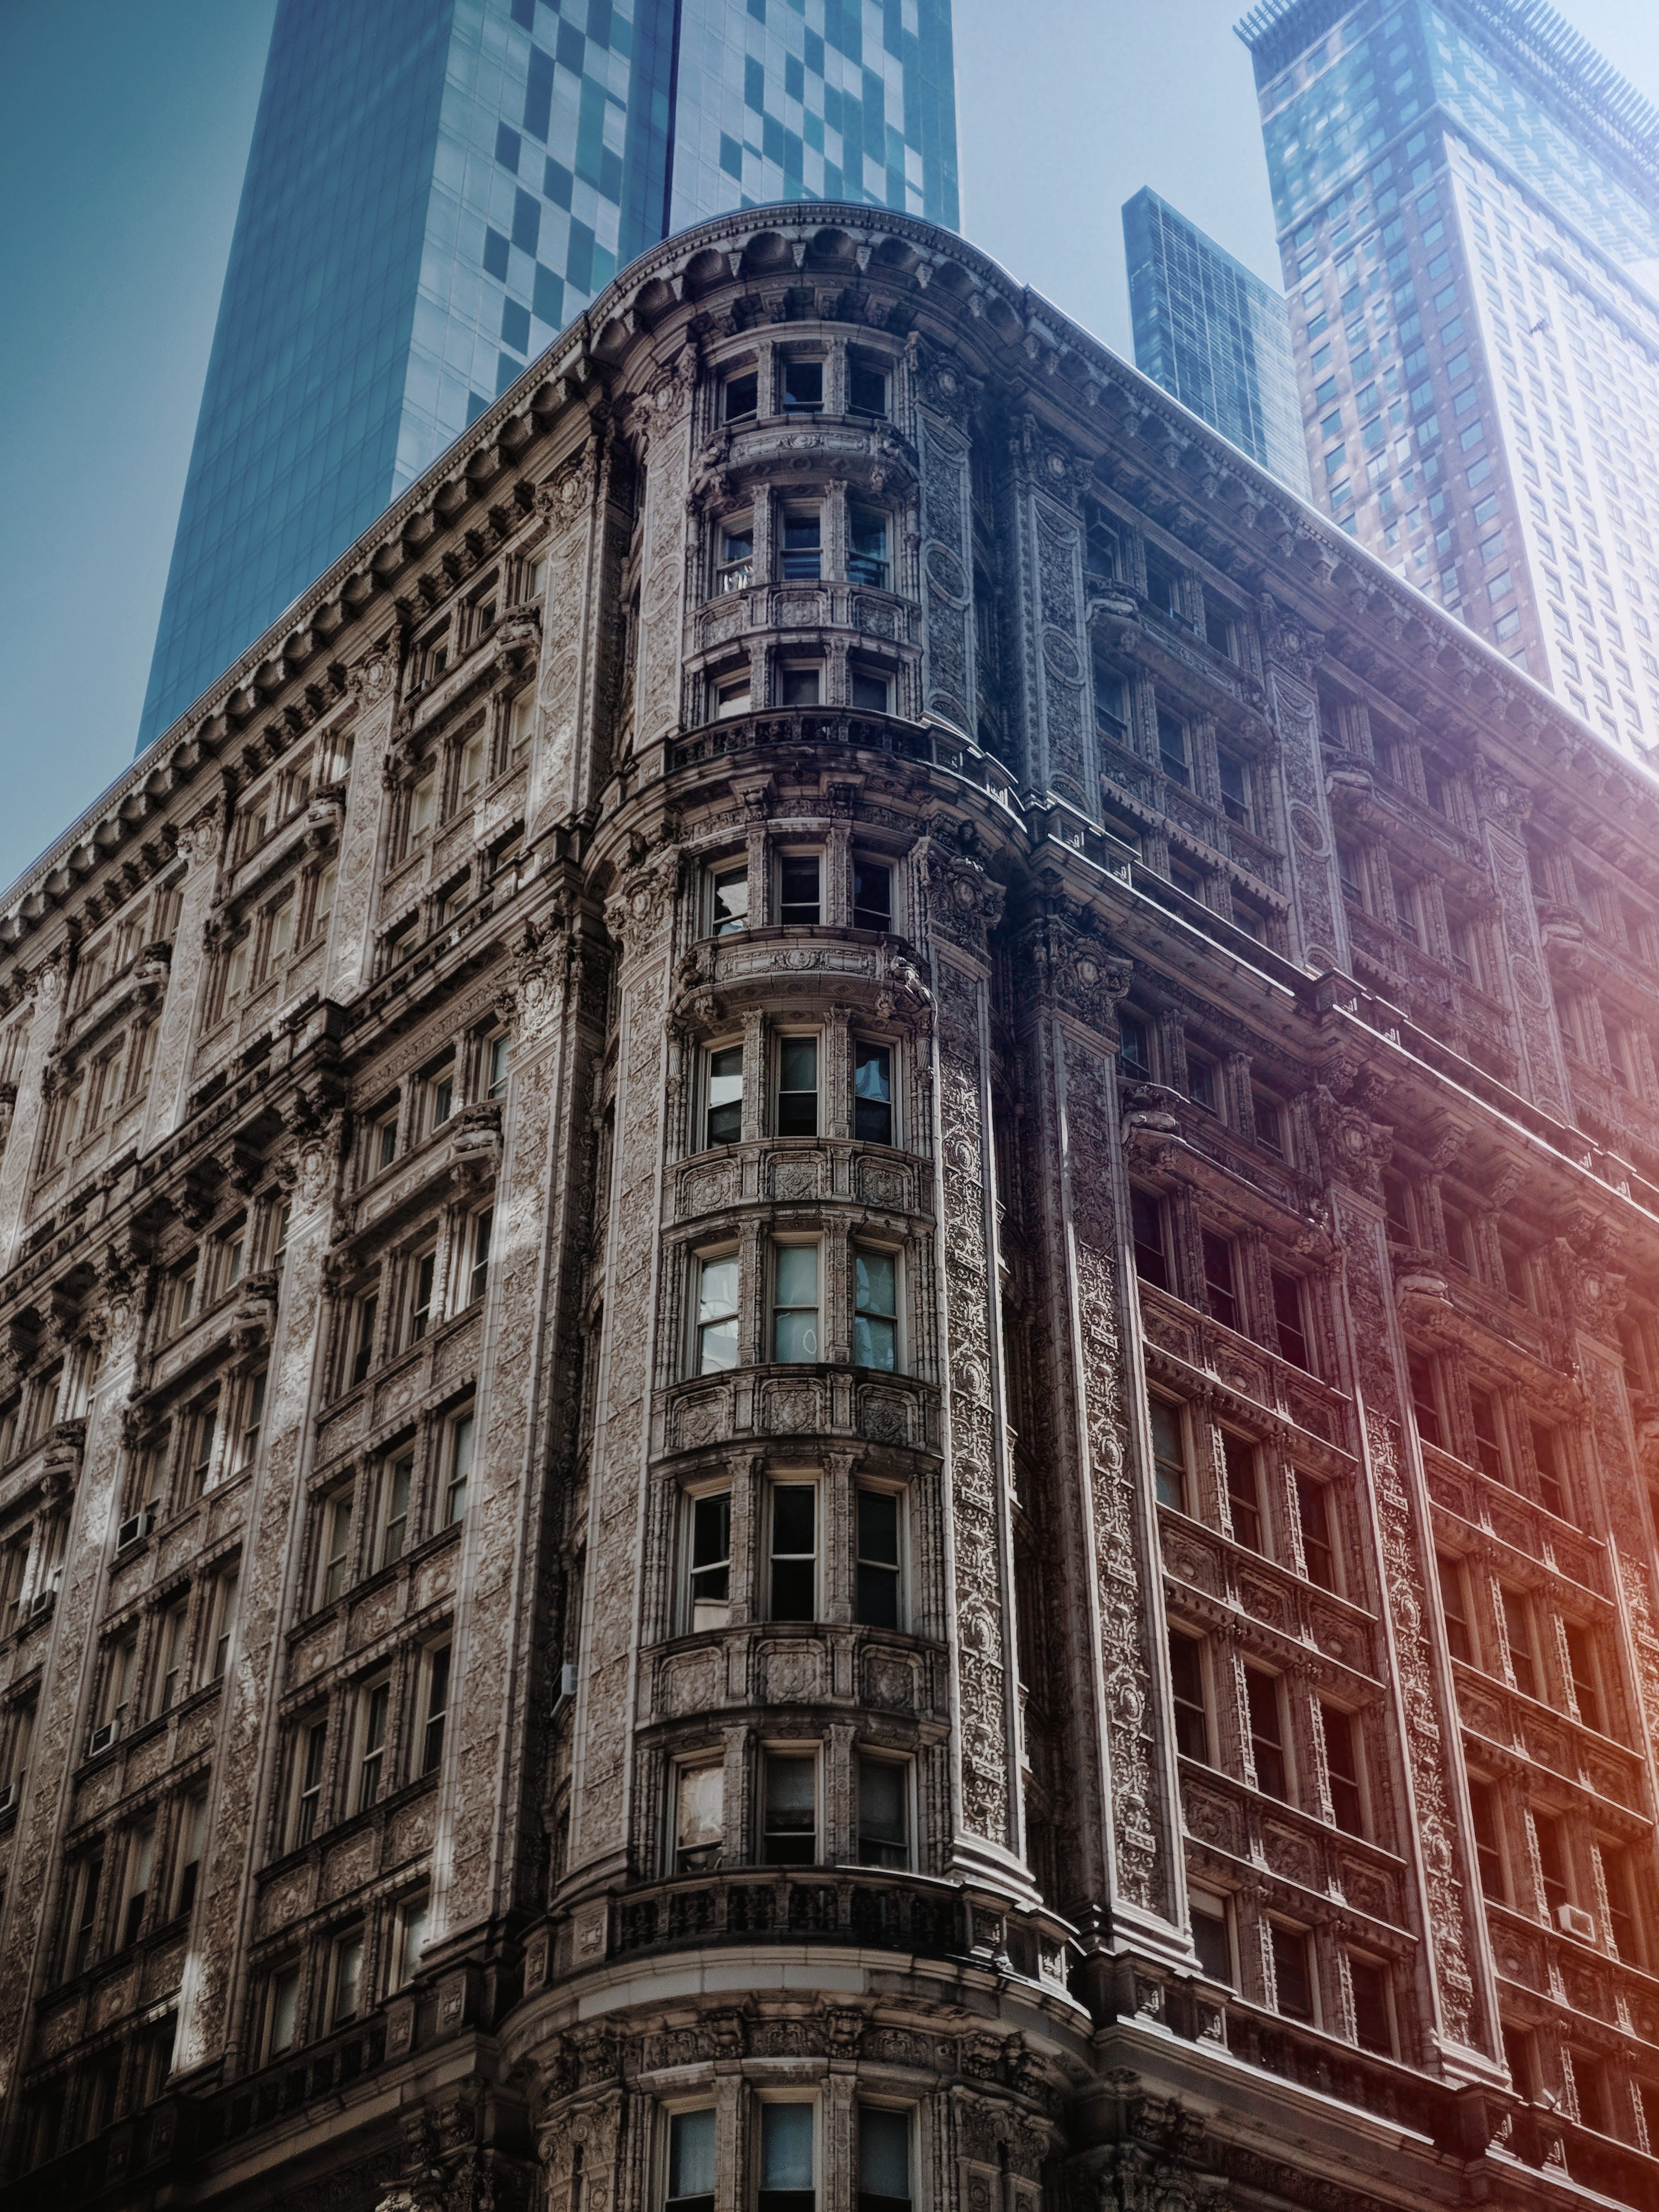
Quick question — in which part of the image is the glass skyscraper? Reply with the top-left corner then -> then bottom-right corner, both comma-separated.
1122,187 -> 1310,492
137,0 -> 958,754
1237,0 -> 1659,762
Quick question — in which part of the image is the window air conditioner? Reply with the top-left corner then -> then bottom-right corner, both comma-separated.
0,1782 -> 14,1813
116,1510 -> 153,1549
88,1719 -> 120,1756
1556,1903 -> 1595,1942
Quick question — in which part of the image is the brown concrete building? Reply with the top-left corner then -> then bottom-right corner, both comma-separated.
1,204 -> 1658,2212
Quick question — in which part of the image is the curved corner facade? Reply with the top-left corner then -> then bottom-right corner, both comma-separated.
2,207 -> 1658,2212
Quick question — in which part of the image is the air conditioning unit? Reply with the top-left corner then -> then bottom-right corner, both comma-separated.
560,1662 -> 579,1699
88,1719 -> 120,1757
0,1782 -> 15,1813
1556,1903 -> 1596,1942
27,1588 -> 55,1618
116,1510 -> 153,1550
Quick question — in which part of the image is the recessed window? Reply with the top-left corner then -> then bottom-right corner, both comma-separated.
770,1483 -> 817,1617
850,669 -> 890,712
1169,1629 -> 1209,1759
355,1679 -> 390,1812
1270,1922 -> 1315,2022
853,859 -> 892,932
1190,1891 -> 1233,1984
1436,1549 -> 1472,1661
1272,1269 -> 1311,1369
331,1927 -> 364,2025
266,1964 -> 301,2058
1245,1665 -> 1288,1799
375,1111 -> 399,1171
853,1247 -> 897,1369
854,1487 -> 901,1628
466,1207 -> 493,1306
762,1757 -> 818,1866
421,1644 -> 451,1773
1217,749 -> 1251,825
1296,1475 -> 1336,1590
715,674 -> 752,718
848,358 -> 889,416
319,1491 -> 353,1605
1222,1433 -> 1262,1550
1119,1010 -> 1151,1079
706,1045 -> 744,1147
1131,1187 -> 1167,1289
781,509 -> 822,580
718,518 -> 754,593
408,1246 -> 437,1343
772,1246 -> 820,1362
782,359 -> 823,413
458,726 -> 490,802
443,1410 -> 473,1525
776,1036 -> 819,1135
778,854 -> 821,927
780,664 -> 821,707
487,1034 -> 511,1099
1531,1420 -> 1567,1517
724,370 -> 758,422
674,1764 -> 724,1876
687,1491 -> 731,1629
1469,1386 -> 1506,1481
1150,1399 -> 1187,1510
1407,1351 -> 1442,1447
696,1255 -> 740,1374
407,771 -> 437,848
1469,1777 -> 1506,1899
1321,1703 -> 1365,1833
1202,1232 -> 1239,1330
1187,1052 -> 1217,1113
1564,1621 -> 1603,1733
396,1892 -> 430,1986
710,865 -> 748,935
1157,709 -> 1190,785
1253,1089 -> 1285,1156
856,1756 -> 909,1867
848,507 -> 889,589
1350,1955 -> 1393,2053
291,1720 -> 327,1847
854,1040 -> 893,1143
380,1453 -> 413,1567
1502,1584 -> 1539,1700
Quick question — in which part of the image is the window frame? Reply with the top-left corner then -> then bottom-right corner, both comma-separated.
759,1745 -> 820,1866
693,1247 -> 741,1376
771,1240 -> 821,1364
853,1483 -> 904,1631
768,1477 -> 819,1621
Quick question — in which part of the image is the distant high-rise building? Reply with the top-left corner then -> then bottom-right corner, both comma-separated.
1122,186 -> 1311,492
1237,0 -> 1659,763
136,0 -> 958,755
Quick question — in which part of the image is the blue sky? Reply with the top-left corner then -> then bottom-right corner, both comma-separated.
2,0 -> 1657,892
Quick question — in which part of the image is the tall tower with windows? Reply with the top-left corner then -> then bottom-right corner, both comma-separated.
1238,0 -> 1659,763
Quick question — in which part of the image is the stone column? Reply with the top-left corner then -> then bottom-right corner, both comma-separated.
528,431 -> 604,836
137,808 -> 225,1153
914,355 -> 978,742
323,641 -> 403,1004
1260,599 -> 1350,976
629,346 -> 699,763
0,955 -> 67,1276
171,1110 -> 342,2079
1470,753 -> 1572,1121
0,1255 -> 146,2102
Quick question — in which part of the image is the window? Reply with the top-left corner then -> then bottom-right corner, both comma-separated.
781,509 -> 822,580
710,865 -> 748,935
717,519 -> 753,593
407,771 -> 437,849
848,507 -> 889,588
1169,1630 -> 1209,1760
1563,1621 -> 1603,1732
1501,1586 -> 1538,1699
854,1488 -> 901,1629
857,2107 -> 909,2212
1437,1550 -> 1472,1662
380,1454 -> 413,1567
1222,1434 -> 1262,1551
1202,1232 -> 1239,1329
673,1760 -> 724,1875
119,1820 -> 155,1947
1119,1011 -> 1151,1079
443,1411 -> 473,1525
1530,1421 -> 1567,1518
266,1965 -> 301,2058
687,1492 -> 731,1630
356,1680 -> 390,1812
856,1756 -> 909,1867
487,1034 -> 511,1099
852,858 -> 891,932
1469,1778 -> 1506,1899
290,1716 -> 327,1840
374,1111 -> 399,1171
759,2102 -> 816,2212
782,359 -> 823,413
667,2108 -> 718,2212
724,370 -> 758,422
349,1293 -> 380,1387
456,725 -> 490,802
854,1248 -> 897,1369
1271,1923 -> 1315,2022
1131,1188 -> 1167,1290
1321,1705 -> 1364,1833
408,1246 -> 437,1342
1599,1840 -> 1638,1961
772,1246 -> 820,1361
1272,1270 -> 1311,1369
1187,1054 -> 1217,1112
466,1209 -> 493,1306
1245,1665 -> 1288,1799
1571,2047 -> 1609,2134
396,1892 -> 430,1985
206,1570 -> 238,1683
770,1484 -> 816,1618
331,1927 -> 364,2025
182,1392 -> 218,1497
1348,1955 -> 1393,2053
1469,1387 -> 1505,1481
1149,1399 -> 1187,1510
1190,1892 -> 1233,1985
1157,709 -> 1190,785
715,674 -> 751,718
1407,1351 -> 1442,1447
155,1601 -> 188,1713
696,1255 -> 740,1374
761,1756 -> 817,1865
778,856 -> 821,927
1217,749 -> 1251,826
1296,1476 -> 1336,1590
421,1643 -> 450,1773
848,358 -> 889,416
850,669 -> 890,712
319,1491 -> 353,1604
174,1789 -> 208,1914
843,1045 -> 896,1154
780,664 -> 821,707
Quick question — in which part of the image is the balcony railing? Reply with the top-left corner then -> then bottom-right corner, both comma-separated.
610,1867 -> 967,1962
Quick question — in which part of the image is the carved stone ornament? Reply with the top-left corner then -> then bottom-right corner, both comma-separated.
350,639 -> 400,706
178,808 -> 223,870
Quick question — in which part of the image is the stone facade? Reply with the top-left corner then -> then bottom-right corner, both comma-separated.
0,207 -> 1657,2212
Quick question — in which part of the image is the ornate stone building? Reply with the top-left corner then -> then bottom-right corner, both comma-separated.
0,205 -> 1657,2212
